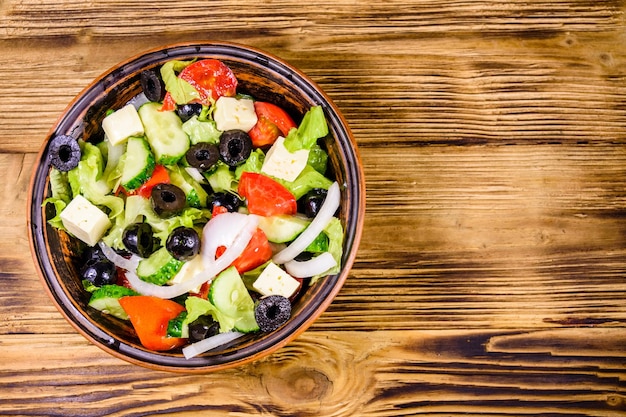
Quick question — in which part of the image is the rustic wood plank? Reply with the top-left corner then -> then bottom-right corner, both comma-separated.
1,330 -> 625,416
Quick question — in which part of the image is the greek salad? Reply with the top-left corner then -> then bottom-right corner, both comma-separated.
43,58 -> 343,358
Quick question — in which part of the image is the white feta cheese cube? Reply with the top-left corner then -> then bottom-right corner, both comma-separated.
101,104 -> 145,146
60,195 -> 111,247
253,262 -> 301,298
213,97 -> 258,132
261,136 -> 310,182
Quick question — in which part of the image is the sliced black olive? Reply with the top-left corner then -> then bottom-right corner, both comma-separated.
185,142 -> 219,172
80,259 -> 117,287
176,103 -> 203,122
151,183 -> 186,217
188,315 -> 220,343
81,245 -> 107,266
254,295 -> 291,332
49,135 -> 81,172
165,226 -> 200,261
208,191 -> 242,213
298,188 -> 328,218
140,69 -> 166,102
122,223 -> 156,258
219,130 -> 252,167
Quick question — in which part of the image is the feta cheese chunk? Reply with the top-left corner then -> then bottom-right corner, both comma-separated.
261,136 -> 310,182
102,104 -> 145,146
253,262 -> 301,298
60,195 -> 111,247
213,97 -> 257,132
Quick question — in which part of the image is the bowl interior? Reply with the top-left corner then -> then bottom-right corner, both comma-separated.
28,42 -> 364,372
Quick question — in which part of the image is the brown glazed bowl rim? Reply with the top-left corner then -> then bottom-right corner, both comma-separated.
27,41 -> 365,373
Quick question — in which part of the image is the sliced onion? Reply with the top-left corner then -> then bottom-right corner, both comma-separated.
272,182 -> 341,265
99,214 -> 259,299
202,212 -> 253,262
284,252 -> 337,278
98,242 -> 141,271
182,331 -> 245,359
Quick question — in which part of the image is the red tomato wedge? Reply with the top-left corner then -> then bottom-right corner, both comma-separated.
125,164 -> 170,198
238,172 -> 297,217
248,102 -> 297,147
119,296 -> 187,351
215,228 -> 273,274
248,116 -> 281,148
160,59 -> 238,111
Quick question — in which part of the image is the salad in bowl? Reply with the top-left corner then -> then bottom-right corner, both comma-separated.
28,42 -> 364,372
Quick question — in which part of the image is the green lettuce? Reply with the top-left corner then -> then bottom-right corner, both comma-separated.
311,217 -> 344,284
283,105 -> 328,152
160,60 -> 199,105
182,116 -> 222,145
184,296 -> 237,334
102,195 -> 210,249
42,168 -> 72,229
67,142 -> 124,219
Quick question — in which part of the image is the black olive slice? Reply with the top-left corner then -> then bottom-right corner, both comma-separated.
80,259 -> 117,287
208,191 -> 242,213
151,183 -> 186,218
254,295 -> 291,332
140,69 -> 166,102
298,188 -> 328,218
49,135 -> 81,172
176,103 -> 203,122
122,223 -> 156,258
185,143 -> 219,172
219,130 -> 252,167
165,226 -> 200,261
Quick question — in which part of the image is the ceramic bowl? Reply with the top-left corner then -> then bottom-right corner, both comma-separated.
27,41 -> 365,373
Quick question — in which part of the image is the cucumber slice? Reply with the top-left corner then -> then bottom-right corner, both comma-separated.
136,247 -> 184,285
121,137 -> 155,191
209,266 -> 259,333
138,102 -> 190,165
257,214 -> 311,243
88,284 -> 137,320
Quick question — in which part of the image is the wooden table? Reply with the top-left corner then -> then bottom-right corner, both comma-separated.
2,1 -> 626,415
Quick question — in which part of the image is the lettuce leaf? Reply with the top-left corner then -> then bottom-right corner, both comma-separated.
283,105 -> 328,152
102,195 -> 210,249
160,60 -> 200,105
184,296 -> 237,334
67,142 -> 124,219
311,217 -> 343,284
182,116 -> 222,145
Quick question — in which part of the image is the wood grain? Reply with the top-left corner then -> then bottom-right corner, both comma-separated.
2,0 -> 626,415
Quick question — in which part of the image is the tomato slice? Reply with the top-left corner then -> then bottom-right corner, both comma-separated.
254,102 -> 297,136
248,102 -> 297,147
238,172 -> 297,217
248,116 -> 281,148
119,296 -> 187,351
161,59 -> 238,110
126,164 -> 170,198
215,228 -> 273,274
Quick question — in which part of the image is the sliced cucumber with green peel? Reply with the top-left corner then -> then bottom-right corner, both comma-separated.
257,214 -> 310,243
136,246 -> 184,285
138,102 -> 190,165
209,266 -> 259,333
121,137 -> 155,191
88,285 -> 137,320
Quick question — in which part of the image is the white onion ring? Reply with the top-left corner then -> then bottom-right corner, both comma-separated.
99,214 -> 259,299
272,182 -> 340,265
284,252 -> 337,278
98,242 -> 141,271
182,331 -> 245,359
